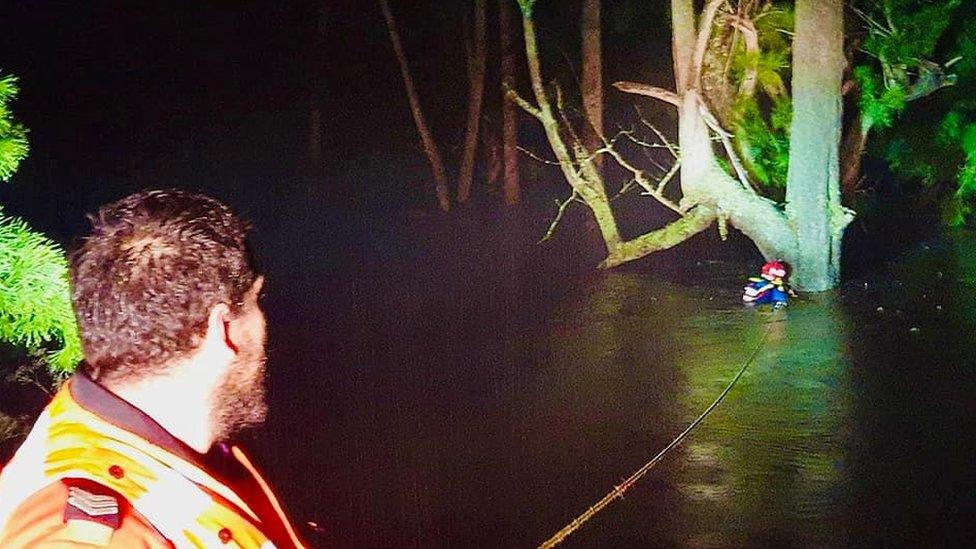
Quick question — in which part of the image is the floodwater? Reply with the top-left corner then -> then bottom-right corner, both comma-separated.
252,206 -> 976,548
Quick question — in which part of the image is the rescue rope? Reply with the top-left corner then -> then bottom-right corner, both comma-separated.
536,327 -> 769,548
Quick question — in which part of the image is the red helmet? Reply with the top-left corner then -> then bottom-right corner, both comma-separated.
761,260 -> 787,279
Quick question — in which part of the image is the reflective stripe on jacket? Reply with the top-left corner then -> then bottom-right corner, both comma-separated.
0,375 -> 306,548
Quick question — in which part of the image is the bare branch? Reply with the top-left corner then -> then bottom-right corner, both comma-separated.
539,191 -> 583,243
655,157 -> 681,195
602,145 -> 685,215
850,5 -> 891,36
610,178 -> 638,201
630,106 -> 680,159
612,81 -> 681,108
727,15 -> 760,97
517,145 -> 560,165
598,206 -> 718,269
697,97 -> 758,195
505,86 -> 542,120
647,124 -> 680,159
691,0 -> 726,89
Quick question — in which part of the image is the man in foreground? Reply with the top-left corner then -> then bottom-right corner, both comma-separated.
0,189 -> 306,548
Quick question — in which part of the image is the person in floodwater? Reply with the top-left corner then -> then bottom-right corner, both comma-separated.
0,189 -> 306,548
742,260 -> 796,308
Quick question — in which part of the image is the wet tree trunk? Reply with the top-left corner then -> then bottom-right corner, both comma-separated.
581,0 -> 602,170
517,0 -> 851,286
499,0 -> 521,204
785,0 -> 846,290
457,0 -> 488,204
379,0 -> 452,212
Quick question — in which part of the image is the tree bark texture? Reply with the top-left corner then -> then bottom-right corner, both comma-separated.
500,0 -> 521,204
457,0 -> 488,204
670,0 -> 696,93
519,8 -> 623,247
379,0 -> 452,212
784,0 -> 846,290
581,0 -> 603,169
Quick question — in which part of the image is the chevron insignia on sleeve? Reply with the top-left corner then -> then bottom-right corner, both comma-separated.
67,486 -> 120,517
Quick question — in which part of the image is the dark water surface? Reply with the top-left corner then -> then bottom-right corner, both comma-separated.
232,209 -> 974,547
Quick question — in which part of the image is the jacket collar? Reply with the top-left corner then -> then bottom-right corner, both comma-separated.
69,369 -> 205,467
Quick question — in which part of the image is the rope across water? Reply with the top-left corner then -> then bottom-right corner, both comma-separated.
537,327 -> 770,548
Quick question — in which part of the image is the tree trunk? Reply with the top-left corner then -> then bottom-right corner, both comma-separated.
518,4 -> 622,248
581,0 -> 602,170
840,119 -> 870,199
457,0 -> 488,204
500,0 -> 521,204
517,0 -> 840,275
784,0 -> 846,290
379,0 -> 452,212
670,0 -> 696,93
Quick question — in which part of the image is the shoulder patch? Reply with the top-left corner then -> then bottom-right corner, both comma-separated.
63,481 -> 122,530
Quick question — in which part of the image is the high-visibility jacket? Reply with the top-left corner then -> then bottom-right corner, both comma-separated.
0,373 -> 307,548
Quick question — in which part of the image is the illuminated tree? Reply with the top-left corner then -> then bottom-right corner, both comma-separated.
512,0 -> 852,290
499,0 -> 522,204
379,0 -> 452,211
846,0 -> 962,196
0,74 -> 81,377
581,0 -> 602,170
860,1 -> 976,226
457,0 -> 488,204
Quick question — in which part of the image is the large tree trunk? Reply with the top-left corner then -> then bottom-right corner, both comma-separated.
499,0 -> 521,204
670,0 -> 696,93
518,0 -> 848,279
457,0 -> 488,204
784,0 -> 846,290
379,0 -> 452,212
581,0 -> 602,170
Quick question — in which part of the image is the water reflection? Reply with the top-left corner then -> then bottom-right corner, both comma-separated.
674,293 -> 851,547
261,228 -> 976,547
534,270 -> 853,547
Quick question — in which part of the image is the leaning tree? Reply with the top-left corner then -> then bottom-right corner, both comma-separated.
511,0 -> 851,290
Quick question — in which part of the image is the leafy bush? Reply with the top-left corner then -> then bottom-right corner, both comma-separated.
0,73 -> 81,377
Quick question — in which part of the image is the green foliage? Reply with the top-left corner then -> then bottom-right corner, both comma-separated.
722,4 -> 794,196
0,208 -> 82,375
854,65 -> 907,130
0,73 -> 82,377
0,75 -> 29,182
861,1 -> 976,226
853,1 -> 959,129
732,98 -> 792,192
859,0 -> 959,62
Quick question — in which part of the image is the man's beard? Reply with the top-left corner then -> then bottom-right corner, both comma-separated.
210,345 -> 268,443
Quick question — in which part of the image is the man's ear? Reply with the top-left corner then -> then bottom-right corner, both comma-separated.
246,276 -> 265,303
206,302 -> 238,354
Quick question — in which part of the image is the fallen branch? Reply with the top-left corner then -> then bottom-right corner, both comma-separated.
612,82 -> 681,108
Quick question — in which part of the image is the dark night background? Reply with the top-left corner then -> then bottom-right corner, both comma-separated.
3,2 -> 976,548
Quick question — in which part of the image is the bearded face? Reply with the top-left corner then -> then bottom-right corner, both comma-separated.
210,279 -> 269,442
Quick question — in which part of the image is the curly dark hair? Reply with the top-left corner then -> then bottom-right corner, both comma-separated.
70,189 -> 258,384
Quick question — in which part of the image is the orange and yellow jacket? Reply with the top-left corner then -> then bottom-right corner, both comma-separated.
0,373 -> 307,548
